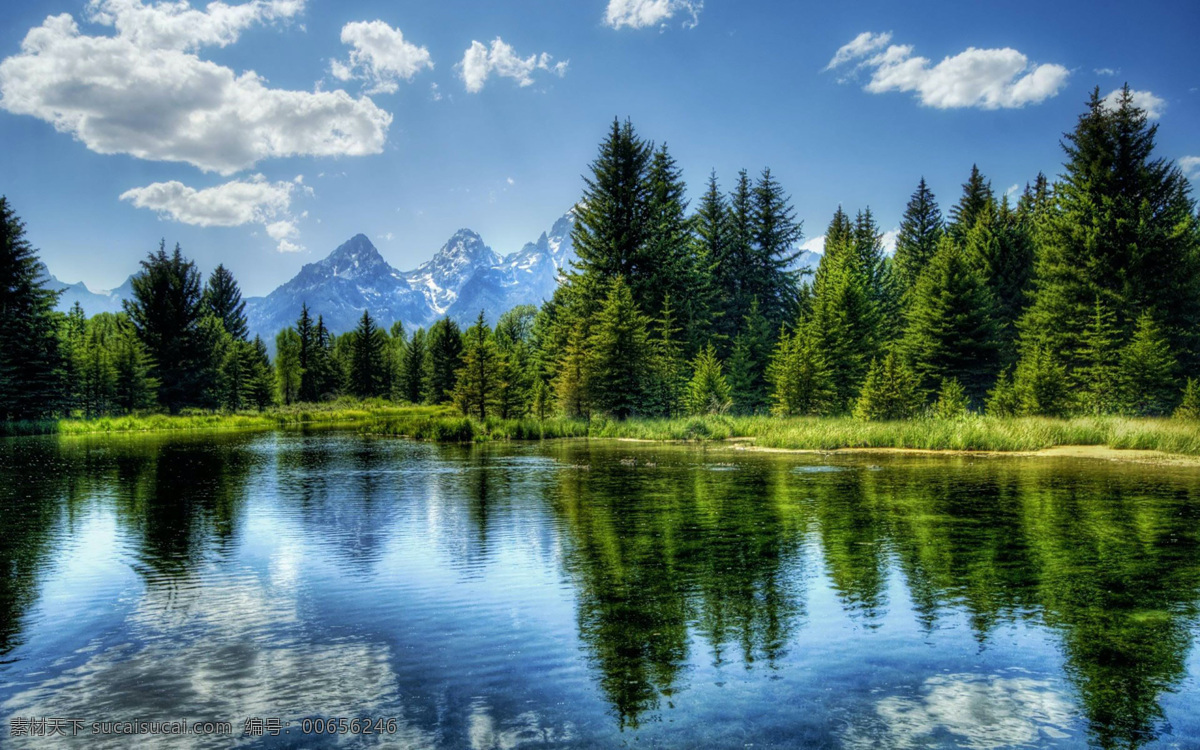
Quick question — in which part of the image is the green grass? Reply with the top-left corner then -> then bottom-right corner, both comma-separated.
6,399 -> 454,437
365,412 -> 1200,456
8,404 -> 1200,457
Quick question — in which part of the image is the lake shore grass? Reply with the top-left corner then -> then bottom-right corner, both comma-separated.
8,404 -> 1200,459
365,412 -> 1200,458
1,400 -> 454,437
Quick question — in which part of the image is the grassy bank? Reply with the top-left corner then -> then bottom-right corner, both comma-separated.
365,412 -> 1200,456
8,405 -> 1199,458
2,400 -> 453,437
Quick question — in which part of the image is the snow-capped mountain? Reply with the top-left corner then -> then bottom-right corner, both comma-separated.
244,233 -> 429,343
243,210 -> 577,343
402,229 -> 501,316
447,211 -> 576,323
41,264 -> 133,316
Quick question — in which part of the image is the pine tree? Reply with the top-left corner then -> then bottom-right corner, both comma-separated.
78,313 -> 119,418
295,304 -> 318,402
853,208 -> 901,345
219,338 -> 250,411
1117,313 -> 1178,416
1018,87 -> 1200,374
588,276 -> 652,418
961,197 -> 1034,367
643,144 -> 706,351
59,302 -> 87,415
723,169 -> 757,343
1076,295 -> 1123,414
985,369 -> 1020,417
931,378 -> 970,419
124,241 -> 208,413
767,328 -> 834,416
554,322 -> 591,419
696,172 -> 735,353
853,353 -> 923,421
400,327 -> 429,404
1175,379 -> 1200,420
685,344 -> 732,415
948,164 -> 995,241
112,316 -> 156,413
0,197 -> 63,421
427,317 -> 464,404
1013,346 -> 1072,417
275,328 -> 302,405
203,264 -> 248,341
725,298 -> 773,413
246,335 -> 275,410
571,119 -> 653,290
893,178 -> 944,304
454,312 -> 504,419
532,377 -> 553,421
349,309 -> 388,399
645,296 -> 687,417
900,238 -> 1001,405
750,168 -> 804,330
494,306 -> 537,419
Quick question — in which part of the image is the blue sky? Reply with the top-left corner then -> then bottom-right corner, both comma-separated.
1,0 -> 1197,296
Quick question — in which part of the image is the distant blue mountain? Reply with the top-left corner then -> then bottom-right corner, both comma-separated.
41,264 -> 133,316
244,209 -> 578,342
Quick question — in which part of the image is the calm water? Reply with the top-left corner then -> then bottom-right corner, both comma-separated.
2,431 -> 1200,749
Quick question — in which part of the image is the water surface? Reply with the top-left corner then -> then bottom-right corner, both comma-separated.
2,431 -> 1199,748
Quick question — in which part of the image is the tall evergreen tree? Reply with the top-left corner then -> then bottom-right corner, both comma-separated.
124,241 -> 208,413
726,299 -> 773,414
246,335 -> 275,410
570,119 -> 653,292
275,328 -> 302,405
112,316 -> 156,413
893,178 -> 945,303
901,238 -> 1002,405
696,172 -> 735,352
295,303 -> 318,402
427,317 -> 464,404
203,264 -> 248,341
644,144 -> 706,352
963,198 -> 1035,367
1018,87 -> 1200,374
400,327 -> 429,404
554,323 -> 591,419
749,168 -> 804,330
454,312 -> 504,419
645,296 -> 687,418
0,197 -> 62,421
588,276 -> 652,418
853,353 -> 923,421
948,164 -> 995,240
349,310 -> 388,398
494,306 -> 537,419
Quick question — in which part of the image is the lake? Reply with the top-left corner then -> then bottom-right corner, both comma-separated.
2,430 -> 1199,748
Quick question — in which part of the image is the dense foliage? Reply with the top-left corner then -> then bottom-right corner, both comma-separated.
2,87 -> 1198,426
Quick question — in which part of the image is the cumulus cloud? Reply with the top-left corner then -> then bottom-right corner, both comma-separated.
120,174 -> 310,252
1180,156 -> 1200,180
457,38 -> 568,93
604,0 -> 702,29
0,0 -> 392,174
826,32 -> 1070,109
1102,87 -> 1167,120
331,20 -> 432,95
826,31 -> 892,71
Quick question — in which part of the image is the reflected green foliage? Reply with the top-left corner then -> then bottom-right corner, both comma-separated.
3,434 -> 1200,747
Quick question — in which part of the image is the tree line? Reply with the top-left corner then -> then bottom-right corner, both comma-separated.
2,85 -> 1198,424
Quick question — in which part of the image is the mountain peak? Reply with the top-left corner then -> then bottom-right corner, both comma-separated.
319,234 -> 390,280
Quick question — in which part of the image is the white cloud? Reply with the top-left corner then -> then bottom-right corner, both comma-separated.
604,0 -> 702,29
880,227 -> 900,255
457,38 -> 568,93
506,177 -> 515,185
842,673 -> 1075,750
331,20 -> 432,95
1102,88 -> 1167,120
119,174 -> 308,252
0,0 -> 392,174
826,32 -> 1070,109
1094,67 -> 1118,76
826,31 -> 892,71
430,82 -> 443,101
799,235 -> 825,254
276,238 -> 302,253
1180,156 -> 1200,180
